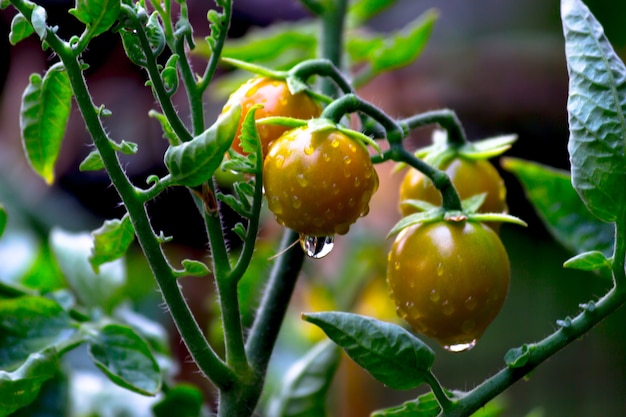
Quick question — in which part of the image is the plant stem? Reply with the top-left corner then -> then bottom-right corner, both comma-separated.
290,59 -> 355,95
198,0 -> 233,93
612,218 -> 626,291
245,229 -> 304,373
383,146 -> 463,212
424,371 -> 455,412
11,1 -> 236,387
399,110 -> 468,148
319,0 -> 348,96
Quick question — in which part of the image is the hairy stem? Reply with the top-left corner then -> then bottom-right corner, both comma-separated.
319,0 -> 348,96
399,110 -> 468,148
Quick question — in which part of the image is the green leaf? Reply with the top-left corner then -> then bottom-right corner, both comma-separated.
20,243 -> 65,293
347,0 -> 397,27
89,214 -> 135,273
152,383 -> 203,417
501,158 -> 614,256
79,150 -> 105,171
0,296 -> 74,370
348,9 -> 437,76
50,228 -> 126,311
504,344 -> 531,368
211,23 -> 317,64
563,250 -> 612,273
20,63 -> 73,185
148,110 -> 178,145
0,204 -> 6,239
0,349 -> 58,417
111,139 -> 139,155
561,0 -> 626,223
302,312 -> 435,390
161,54 -> 179,94
88,323 -> 161,396
267,340 -> 341,417
9,13 -> 34,45
179,259 -> 211,277
69,0 -> 121,38
164,103 -> 241,187
30,5 -> 47,40
371,391 -> 441,417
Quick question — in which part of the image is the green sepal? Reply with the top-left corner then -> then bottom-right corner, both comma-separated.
79,150 -> 105,172
69,0 -> 121,38
87,323 -> 161,396
266,340 -> 341,417
458,134 -> 517,160
256,116 -> 308,130
302,312 -> 435,390
338,125 -> 382,155
9,13 -> 35,45
164,103 -> 241,187
386,209 -> 444,238
20,63 -> 73,185
0,349 -> 59,417
89,213 -> 135,274
399,199 -> 439,212
466,213 -> 528,228
563,251 -> 612,274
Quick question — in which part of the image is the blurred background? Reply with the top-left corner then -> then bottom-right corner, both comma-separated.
1,0 -> 625,416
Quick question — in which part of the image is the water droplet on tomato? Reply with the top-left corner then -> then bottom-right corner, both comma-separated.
429,289 -> 440,302
436,262 -> 444,276
300,234 -> 334,259
441,300 -> 455,316
443,339 -> 477,353
304,145 -> 315,155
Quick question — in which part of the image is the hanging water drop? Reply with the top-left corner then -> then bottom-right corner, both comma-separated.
443,339 -> 477,353
300,234 -> 335,259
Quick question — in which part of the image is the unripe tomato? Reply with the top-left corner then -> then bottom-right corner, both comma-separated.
221,77 -> 321,156
263,126 -> 379,237
399,158 -> 507,225
386,220 -> 510,351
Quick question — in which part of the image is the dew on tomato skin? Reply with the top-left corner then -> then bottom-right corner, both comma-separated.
296,173 -> 309,188
436,262 -> 444,277
304,145 -> 315,155
444,339 -> 477,353
274,155 -> 285,169
441,300 -> 455,316
464,296 -> 478,311
300,234 -> 335,259
348,143 -> 357,153
291,196 -> 302,209
269,196 -> 283,214
343,155 -> 352,165
323,152 -> 331,162
429,289 -> 440,303
331,138 -> 340,148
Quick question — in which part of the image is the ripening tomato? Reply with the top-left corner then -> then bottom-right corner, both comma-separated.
263,126 -> 379,237
399,158 -> 507,228
221,77 -> 321,156
386,220 -> 510,351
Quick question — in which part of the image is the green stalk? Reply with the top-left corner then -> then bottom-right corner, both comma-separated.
8,0 -> 235,389
319,0 -> 348,96
399,110 -> 468,148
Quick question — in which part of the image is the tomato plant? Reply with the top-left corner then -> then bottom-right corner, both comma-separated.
221,76 -> 321,156
1,0 -> 625,416
387,220 -> 510,352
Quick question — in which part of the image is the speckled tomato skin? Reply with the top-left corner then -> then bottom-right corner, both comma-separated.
263,127 -> 379,236
221,77 -> 321,156
387,220 -> 510,349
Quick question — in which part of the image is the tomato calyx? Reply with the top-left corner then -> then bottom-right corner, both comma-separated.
388,193 -> 527,238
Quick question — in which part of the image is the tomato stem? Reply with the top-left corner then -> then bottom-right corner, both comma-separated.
318,0 -> 348,96
399,109 -> 468,148
290,59 -> 355,96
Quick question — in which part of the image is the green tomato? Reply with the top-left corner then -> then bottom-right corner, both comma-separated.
386,220 -> 510,352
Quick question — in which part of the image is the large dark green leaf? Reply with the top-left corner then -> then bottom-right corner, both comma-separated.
0,349 -> 58,417
87,323 -> 161,396
20,63 -> 73,185
69,0 -> 121,38
164,103 -> 241,187
501,158 -> 614,257
561,0 -> 626,223
267,341 -> 341,417
0,297 -> 74,370
89,213 -> 135,273
302,312 -> 434,390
